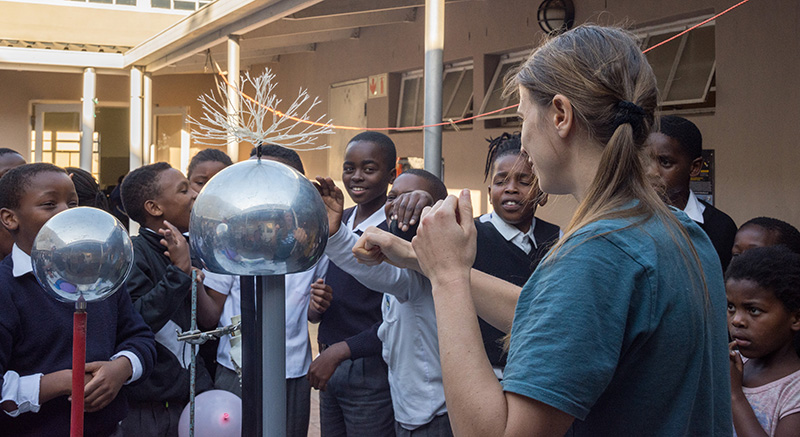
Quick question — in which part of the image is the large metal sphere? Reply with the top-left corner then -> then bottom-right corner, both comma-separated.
31,207 -> 134,303
190,158 -> 328,276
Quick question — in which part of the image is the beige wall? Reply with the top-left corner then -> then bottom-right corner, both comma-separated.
0,0 -> 797,229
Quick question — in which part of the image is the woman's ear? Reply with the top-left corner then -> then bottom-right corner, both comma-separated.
551,94 -> 575,140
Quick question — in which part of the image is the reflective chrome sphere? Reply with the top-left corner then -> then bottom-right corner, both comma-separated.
31,207 -> 134,303
190,158 -> 328,275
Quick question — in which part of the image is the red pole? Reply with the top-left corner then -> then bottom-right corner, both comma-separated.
71,298 -> 87,437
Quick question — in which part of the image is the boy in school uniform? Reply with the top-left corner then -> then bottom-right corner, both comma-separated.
0,163 -> 156,437
647,115 -> 737,270
315,169 -> 453,436
119,162 -> 224,436
203,145 -> 328,437
308,132 -> 396,436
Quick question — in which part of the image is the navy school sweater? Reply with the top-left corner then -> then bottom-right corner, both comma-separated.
317,207 -> 386,359
472,218 -> 560,367
0,255 -> 156,437
122,229 -> 213,404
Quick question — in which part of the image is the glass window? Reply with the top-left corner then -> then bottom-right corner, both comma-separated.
396,62 -> 474,129
479,51 -> 528,122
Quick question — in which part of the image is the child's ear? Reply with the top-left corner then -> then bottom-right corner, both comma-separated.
388,167 -> 397,184
689,156 -> 703,178
143,199 -> 163,218
487,186 -> 493,206
790,309 -> 800,332
0,208 -> 19,232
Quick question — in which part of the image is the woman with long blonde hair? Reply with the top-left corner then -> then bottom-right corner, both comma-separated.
379,25 -> 733,436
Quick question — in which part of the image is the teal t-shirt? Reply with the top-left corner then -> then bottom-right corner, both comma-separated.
502,209 -> 732,436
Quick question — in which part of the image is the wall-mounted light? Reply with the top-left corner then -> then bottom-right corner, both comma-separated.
537,0 -> 575,34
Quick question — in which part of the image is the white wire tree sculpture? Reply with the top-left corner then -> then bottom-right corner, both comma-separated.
189,69 -> 334,151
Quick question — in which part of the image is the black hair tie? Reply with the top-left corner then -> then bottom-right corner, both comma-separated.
613,100 -> 646,132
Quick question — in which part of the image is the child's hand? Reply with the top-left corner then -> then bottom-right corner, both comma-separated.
82,358 -> 132,412
313,177 -> 344,236
309,279 -> 333,314
729,341 -> 744,393
307,342 -> 350,391
389,190 -> 434,232
159,220 -> 191,274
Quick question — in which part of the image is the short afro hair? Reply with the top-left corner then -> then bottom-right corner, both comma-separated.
250,144 -> 305,175
121,162 -> 173,225
0,148 -> 23,157
740,217 -> 800,255
725,245 -> 800,356
187,148 -> 233,178
347,132 -> 397,170
658,115 -> 702,160
66,167 -> 109,212
399,169 -> 448,202
0,163 -> 68,210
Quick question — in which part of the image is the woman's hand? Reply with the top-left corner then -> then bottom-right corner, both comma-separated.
412,189 -> 477,287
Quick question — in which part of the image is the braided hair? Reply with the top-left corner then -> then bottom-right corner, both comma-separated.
66,167 -> 110,212
483,132 -> 523,182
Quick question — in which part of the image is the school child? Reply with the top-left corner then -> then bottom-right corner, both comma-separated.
726,245 -> 800,435
186,148 -> 233,193
733,217 -> 800,257
119,162 -> 224,436
0,163 -> 156,436
407,25 -> 731,435
309,132 -> 396,436
316,169 -> 453,435
0,148 -> 26,259
471,133 -> 560,378
66,167 -> 110,212
647,115 -> 738,270
200,145 -> 327,437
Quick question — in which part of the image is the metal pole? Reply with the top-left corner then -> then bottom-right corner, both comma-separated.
227,36 -> 241,162
80,67 -> 96,172
261,275 -> 286,436
423,0 -> 445,178
240,276 -> 262,436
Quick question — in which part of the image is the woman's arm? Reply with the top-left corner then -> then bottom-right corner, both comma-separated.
413,191 -> 574,436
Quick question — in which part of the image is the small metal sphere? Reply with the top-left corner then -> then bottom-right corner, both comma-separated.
190,158 -> 328,276
31,207 -> 134,303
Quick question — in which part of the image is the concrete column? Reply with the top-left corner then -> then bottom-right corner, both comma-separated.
143,72 -> 153,165
227,35 -> 241,161
130,66 -> 143,171
80,67 -> 96,172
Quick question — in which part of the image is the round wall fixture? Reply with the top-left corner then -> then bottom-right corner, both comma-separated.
537,0 -> 575,34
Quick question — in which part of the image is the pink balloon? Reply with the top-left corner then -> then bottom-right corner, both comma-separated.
178,390 -> 242,437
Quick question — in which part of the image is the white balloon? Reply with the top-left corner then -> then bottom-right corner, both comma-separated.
178,390 -> 242,437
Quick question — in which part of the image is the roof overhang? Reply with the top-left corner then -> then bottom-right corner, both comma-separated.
0,46 -> 127,75
124,0 -> 324,72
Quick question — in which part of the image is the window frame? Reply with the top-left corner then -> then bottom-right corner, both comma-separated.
478,50 -> 528,122
395,60 -> 474,129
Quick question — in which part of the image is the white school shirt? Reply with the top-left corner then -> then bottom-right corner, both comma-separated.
1,244 -> 143,417
325,225 -> 447,430
479,213 -> 540,254
203,256 -> 328,379
683,190 -> 706,224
